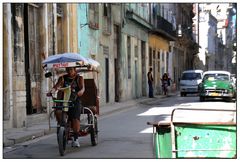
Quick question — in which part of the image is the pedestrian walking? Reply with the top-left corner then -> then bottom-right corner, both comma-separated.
147,68 -> 154,98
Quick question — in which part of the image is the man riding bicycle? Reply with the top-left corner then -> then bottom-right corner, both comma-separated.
49,67 -> 85,147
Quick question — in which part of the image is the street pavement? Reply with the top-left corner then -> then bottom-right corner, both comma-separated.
3,92 -> 177,148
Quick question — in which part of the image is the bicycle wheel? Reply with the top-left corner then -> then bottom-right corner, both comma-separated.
90,116 -> 98,146
58,126 -> 67,156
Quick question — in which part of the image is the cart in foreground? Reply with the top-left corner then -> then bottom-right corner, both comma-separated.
147,108 -> 236,158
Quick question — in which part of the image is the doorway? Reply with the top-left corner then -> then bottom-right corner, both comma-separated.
141,41 -> 146,96
105,58 -> 109,103
24,4 -> 42,114
114,25 -> 120,102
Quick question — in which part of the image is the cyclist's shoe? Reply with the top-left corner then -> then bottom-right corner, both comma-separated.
72,139 -> 80,147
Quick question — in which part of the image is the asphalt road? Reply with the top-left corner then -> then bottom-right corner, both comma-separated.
3,93 -> 236,159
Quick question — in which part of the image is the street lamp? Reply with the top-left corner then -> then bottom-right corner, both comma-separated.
177,24 -> 191,37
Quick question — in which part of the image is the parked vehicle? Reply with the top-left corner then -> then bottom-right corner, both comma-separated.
198,71 -> 236,102
180,70 -> 203,96
231,74 -> 236,85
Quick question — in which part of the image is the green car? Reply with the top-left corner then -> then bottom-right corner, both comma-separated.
198,71 -> 236,102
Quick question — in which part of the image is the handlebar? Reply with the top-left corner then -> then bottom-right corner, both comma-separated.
46,92 -> 57,100
46,92 -> 53,97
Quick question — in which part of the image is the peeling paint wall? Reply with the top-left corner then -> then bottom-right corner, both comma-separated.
121,10 -> 149,101
77,4 -> 91,57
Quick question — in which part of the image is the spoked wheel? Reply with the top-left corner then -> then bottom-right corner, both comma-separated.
58,126 -> 67,156
90,116 -> 98,146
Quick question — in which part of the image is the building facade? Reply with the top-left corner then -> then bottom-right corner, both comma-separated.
3,3 -> 78,128
3,3 -> 198,129
193,3 -> 236,72
120,4 -> 151,100
173,4 -> 197,88
149,3 -> 177,94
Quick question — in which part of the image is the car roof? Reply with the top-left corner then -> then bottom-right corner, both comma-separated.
182,70 -> 203,73
203,71 -> 231,75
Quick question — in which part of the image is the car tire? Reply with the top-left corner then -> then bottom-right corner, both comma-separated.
180,92 -> 184,97
200,96 -> 205,102
226,97 -> 233,102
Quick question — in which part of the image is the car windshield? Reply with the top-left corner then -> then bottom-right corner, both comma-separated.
203,74 -> 230,81
181,73 -> 202,80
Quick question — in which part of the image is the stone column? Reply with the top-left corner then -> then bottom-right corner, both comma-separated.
12,4 -> 27,128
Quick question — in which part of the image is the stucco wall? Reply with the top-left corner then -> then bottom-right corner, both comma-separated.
121,20 -> 148,100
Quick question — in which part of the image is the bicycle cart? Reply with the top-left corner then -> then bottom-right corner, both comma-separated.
147,108 -> 236,158
42,53 -> 100,156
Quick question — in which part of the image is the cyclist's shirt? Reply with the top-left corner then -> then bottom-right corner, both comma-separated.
63,74 -> 81,101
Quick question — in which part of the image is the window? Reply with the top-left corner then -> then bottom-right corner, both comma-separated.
153,50 -> 156,59
57,4 -> 63,53
89,4 -> 99,29
149,47 -> 152,66
57,3 -> 63,17
158,51 -> 160,72
127,36 -> 131,79
161,5 -> 164,17
203,74 -> 229,81
103,3 -> 111,34
182,73 -> 202,80
103,45 -> 109,56
162,52 -> 164,61
135,45 -> 138,58
103,3 -> 108,16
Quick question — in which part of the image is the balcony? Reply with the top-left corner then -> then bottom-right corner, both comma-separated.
151,15 -> 176,41
181,24 -> 193,40
126,10 -> 152,30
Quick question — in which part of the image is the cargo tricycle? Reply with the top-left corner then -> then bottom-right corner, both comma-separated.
42,53 -> 100,156
147,108 -> 236,158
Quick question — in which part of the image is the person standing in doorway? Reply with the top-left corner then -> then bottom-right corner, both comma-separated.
147,68 -> 154,98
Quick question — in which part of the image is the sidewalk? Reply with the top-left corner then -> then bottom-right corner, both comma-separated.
3,92 -> 178,148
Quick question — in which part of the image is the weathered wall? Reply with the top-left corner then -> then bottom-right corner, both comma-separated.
3,4 -> 13,129
149,34 -> 170,94
77,4 -> 105,105
40,4 -> 49,111
121,9 -> 149,101
77,4 -> 93,57
11,4 -> 27,128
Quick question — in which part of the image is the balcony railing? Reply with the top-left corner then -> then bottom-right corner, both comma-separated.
181,24 -> 193,40
152,15 -> 176,41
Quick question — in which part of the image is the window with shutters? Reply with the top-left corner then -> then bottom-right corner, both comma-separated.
103,45 -> 109,57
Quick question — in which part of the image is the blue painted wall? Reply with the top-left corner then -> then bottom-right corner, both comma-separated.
77,4 -> 89,58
